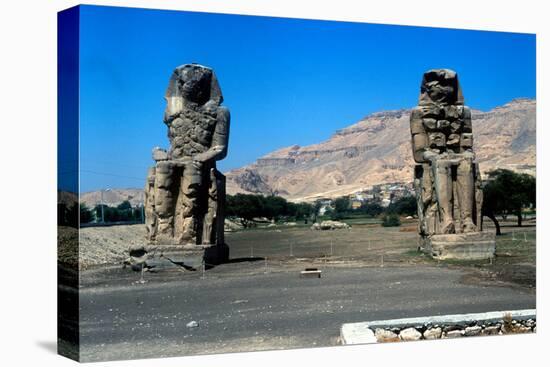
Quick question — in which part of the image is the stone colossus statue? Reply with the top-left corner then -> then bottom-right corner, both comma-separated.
410,69 -> 483,249
144,64 -> 229,258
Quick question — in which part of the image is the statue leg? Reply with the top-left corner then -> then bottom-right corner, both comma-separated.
474,163 -> 483,230
215,172 -> 226,246
176,162 -> 202,245
153,161 -> 176,242
415,164 -> 437,236
456,158 -> 477,232
421,163 -> 438,236
202,168 -> 217,245
432,159 -> 455,233
144,167 -> 157,242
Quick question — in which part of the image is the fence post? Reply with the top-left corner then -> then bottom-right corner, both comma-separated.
137,263 -> 146,284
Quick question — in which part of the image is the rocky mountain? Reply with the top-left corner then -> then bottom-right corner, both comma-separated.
58,190 -> 78,207
80,188 -> 144,208
226,98 -> 536,202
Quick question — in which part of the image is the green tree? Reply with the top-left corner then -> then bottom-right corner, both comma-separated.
357,202 -> 384,217
294,202 -> 313,223
387,196 -> 417,216
58,202 -> 79,228
482,169 -> 536,234
117,200 -> 132,211
323,206 -> 334,219
226,193 -> 323,225
226,194 -> 264,227
334,196 -> 350,213
94,204 -> 117,222
79,203 -> 93,224
312,200 -> 323,223
262,195 -> 289,220
331,196 -> 350,220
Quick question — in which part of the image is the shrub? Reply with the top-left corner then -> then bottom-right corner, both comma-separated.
381,213 -> 401,227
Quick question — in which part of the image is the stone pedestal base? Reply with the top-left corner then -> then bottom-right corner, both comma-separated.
143,244 -> 229,270
422,232 -> 495,260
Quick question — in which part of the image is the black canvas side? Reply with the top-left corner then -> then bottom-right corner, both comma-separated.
57,5 -> 80,362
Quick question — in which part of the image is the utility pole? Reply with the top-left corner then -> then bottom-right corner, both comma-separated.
140,190 -> 145,223
100,190 -> 105,223
101,188 -> 111,224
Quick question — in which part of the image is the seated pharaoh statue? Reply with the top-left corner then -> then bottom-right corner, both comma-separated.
410,69 -> 494,260
142,63 -> 230,266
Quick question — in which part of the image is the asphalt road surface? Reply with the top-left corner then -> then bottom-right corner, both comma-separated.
77,262 -> 535,362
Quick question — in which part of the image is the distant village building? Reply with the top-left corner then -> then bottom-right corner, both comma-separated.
340,182 -> 415,208
351,199 -> 362,210
315,182 -> 416,213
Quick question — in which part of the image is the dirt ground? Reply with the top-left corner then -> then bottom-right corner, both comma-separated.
70,217 -> 536,289
61,218 -> 535,361
76,264 -> 535,362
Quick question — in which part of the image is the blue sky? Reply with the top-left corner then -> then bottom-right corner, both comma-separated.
75,5 -> 535,193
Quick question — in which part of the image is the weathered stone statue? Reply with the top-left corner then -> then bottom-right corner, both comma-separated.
410,69 -> 495,259
143,63 -> 230,267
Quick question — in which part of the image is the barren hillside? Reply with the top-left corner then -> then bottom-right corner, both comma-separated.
226,98 -> 535,201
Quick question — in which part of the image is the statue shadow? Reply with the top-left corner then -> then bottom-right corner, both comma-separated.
225,257 -> 265,264
153,257 -> 265,271
163,260 -> 198,271
501,224 -> 535,228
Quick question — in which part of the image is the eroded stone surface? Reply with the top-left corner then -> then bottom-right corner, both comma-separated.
375,328 -> 400,343
445,330 -> 464,338
481,325 -> 501,336
429,232 -> 496,260
143,64 -> 230,264
410,69 -> 494,259
341,310 -> 535,345
399,327 -> 422,341
464,325 -> 482,336
423,327 -> 442,340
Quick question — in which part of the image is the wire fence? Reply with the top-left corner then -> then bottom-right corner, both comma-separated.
227,229 -> 414,262
124,224 -> 536,282
234,225 -> 533,266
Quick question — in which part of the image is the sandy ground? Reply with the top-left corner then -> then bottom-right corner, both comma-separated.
57,219 -> 536,361
62,218 -> 536,288
74,263 -> 535,362
58,224 -> 146,269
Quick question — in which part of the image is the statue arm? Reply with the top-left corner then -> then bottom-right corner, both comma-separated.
194,106 -> 230,162
410,108 -> 432,163
459,106 -> 475,159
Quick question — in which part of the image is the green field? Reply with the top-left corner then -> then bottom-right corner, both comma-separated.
225,217 -> 536,287
76,214 -> 536,287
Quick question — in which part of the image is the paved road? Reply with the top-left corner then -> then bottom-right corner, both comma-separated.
77,263 -> 535,362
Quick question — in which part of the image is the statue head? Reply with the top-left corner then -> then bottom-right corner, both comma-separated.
419,69 -> 464,106
164,63 -> 223,121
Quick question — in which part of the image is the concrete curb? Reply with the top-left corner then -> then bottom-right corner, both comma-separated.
340,309 -> 536,345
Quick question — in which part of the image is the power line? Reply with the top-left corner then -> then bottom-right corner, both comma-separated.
80,169 -> 144,181
85,161 -> 151,170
